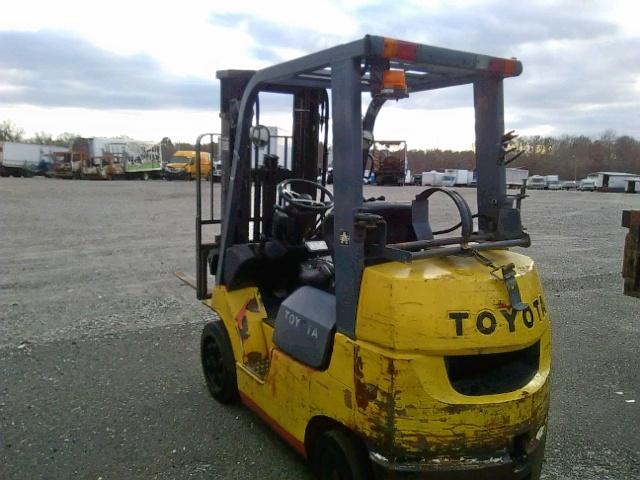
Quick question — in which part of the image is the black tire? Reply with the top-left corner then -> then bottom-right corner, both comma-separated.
311,430 -> 372,480
200,321 -> 239,404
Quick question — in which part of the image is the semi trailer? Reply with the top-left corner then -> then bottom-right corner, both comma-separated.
71,137 -> 162,180
506,167 -> 529,187
0,142 -> 69,177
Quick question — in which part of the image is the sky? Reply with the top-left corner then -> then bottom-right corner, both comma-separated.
1,0 -> 639,150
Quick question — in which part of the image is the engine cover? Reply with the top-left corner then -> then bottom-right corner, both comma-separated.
273,286 -> 336,369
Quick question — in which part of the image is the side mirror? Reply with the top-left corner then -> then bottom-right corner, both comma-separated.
250,125 -> 271,148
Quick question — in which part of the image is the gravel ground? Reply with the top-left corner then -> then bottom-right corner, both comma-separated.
1,177 -> 639,479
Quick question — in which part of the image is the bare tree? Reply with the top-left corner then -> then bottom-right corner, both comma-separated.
0,120 -> 25,142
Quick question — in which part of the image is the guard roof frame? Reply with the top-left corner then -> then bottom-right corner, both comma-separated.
214,34 -> 524,339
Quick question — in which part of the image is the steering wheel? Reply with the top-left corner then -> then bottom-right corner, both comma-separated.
277,179 -> 334,213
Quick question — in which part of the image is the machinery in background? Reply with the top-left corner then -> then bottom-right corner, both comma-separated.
368,140 -> 406,185
69,137 -> 162,180
527,175 -> 546,190
0,141 -> 69,177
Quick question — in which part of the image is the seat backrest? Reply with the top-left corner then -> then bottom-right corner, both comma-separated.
322,202 -> 417,249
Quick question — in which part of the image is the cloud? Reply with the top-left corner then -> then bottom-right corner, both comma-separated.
354,1 -> 618,53
2,1 -> 638,143
211,1 -> 639,138
210,13 -> 344,62
0,30 -> 218,110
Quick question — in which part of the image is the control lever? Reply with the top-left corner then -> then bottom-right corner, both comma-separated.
499,130 -> 524,166
494,263 -> 528,311
473,252 -> 529,311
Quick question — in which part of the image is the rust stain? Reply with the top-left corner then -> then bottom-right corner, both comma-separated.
495,300 -> 510,309
353,347 -> 369,410
343,389 -> 352,410
379,358 -> 398,452
367,357 -> 399,456
442,404 -> 466,415
386,356 -> 397,376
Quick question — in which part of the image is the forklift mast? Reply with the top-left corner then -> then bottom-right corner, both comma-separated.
215,73 -> 326,243
198,35 -> 528,338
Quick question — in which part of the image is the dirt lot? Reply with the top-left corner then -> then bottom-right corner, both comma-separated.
1,177 -> 639,479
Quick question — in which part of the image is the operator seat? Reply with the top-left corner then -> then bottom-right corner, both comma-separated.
272,198 -> 318,246
322,201 -> 418,251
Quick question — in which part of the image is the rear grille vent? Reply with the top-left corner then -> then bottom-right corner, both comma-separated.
445,342 -> 540,396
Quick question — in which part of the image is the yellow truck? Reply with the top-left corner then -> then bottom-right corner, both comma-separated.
163,150 -> 212,180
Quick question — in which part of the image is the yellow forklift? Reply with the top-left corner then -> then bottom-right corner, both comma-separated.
190,35 -> 551,479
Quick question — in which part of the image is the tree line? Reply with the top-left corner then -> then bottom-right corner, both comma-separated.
0,120 -> 81,147
3,120 -> 638,178
0,120 -> 211,161
408,131 -> 639,180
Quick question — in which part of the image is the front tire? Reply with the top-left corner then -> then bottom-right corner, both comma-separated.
311,430 -> 372,480
200,321 -> 239,404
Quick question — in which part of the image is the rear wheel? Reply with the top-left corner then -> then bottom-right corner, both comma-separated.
311,430 -> 372,480
200,321 -> 238,404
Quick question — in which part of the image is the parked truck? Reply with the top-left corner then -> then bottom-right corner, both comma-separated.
588,171 -> 640,192
164,150 -> 212,180
0,142 -> 69,177
444,168 -> 472,186
506,167 -> 529,187
421,170 -> 456,187
527,175 -> 546,189
71,137 -> 162,180
544,175 -> 560,189
370,140 -> 406,185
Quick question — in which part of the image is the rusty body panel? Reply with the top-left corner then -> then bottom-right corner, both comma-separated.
622,210 -> 640,297
351,339 -> 549,455
207,249 -> 550,479
351,250 -> 550,465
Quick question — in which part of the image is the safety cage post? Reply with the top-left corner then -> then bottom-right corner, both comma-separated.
195,132 -> 221,300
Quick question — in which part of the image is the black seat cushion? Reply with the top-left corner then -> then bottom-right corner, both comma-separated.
322,202 -> 417,249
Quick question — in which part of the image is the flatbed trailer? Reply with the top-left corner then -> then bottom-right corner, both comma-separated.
72,137 -> 162,180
